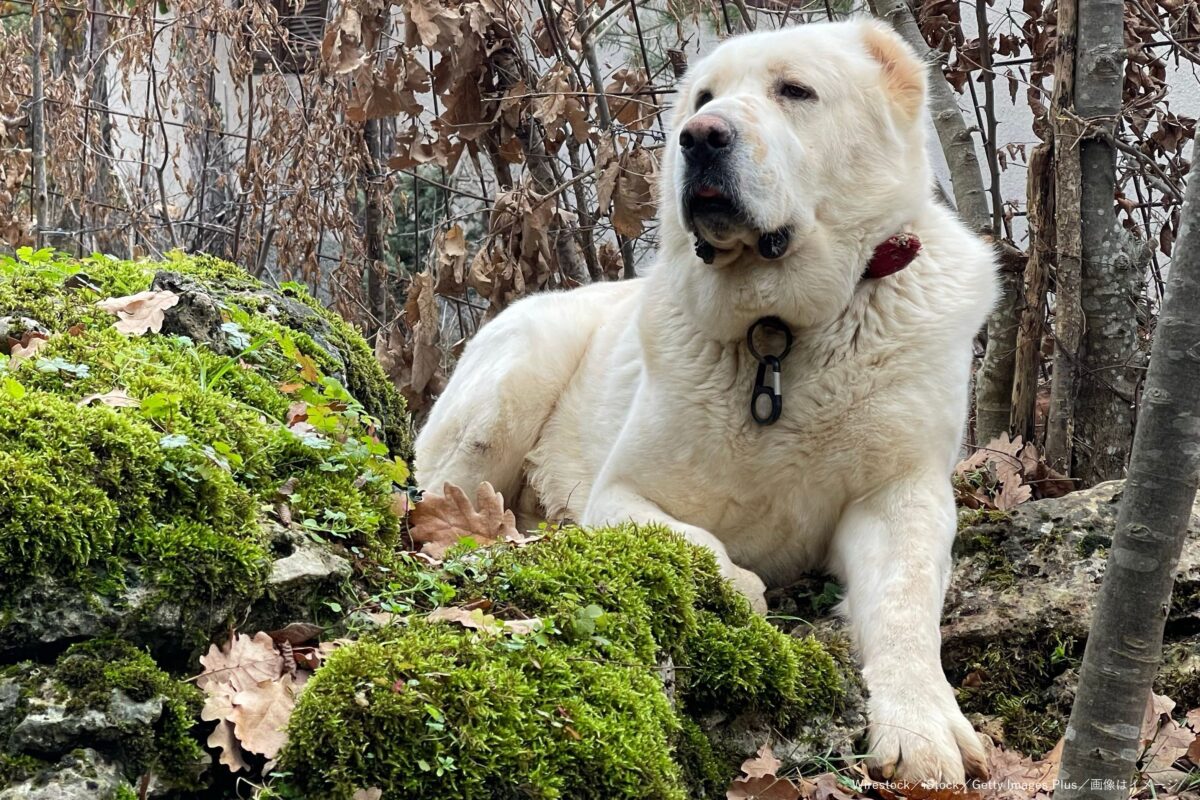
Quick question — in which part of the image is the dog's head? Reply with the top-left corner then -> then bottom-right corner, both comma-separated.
659,20 -> 933,327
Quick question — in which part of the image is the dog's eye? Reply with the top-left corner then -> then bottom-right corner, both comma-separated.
695,90 -> 714,110
779,82 -> 815,101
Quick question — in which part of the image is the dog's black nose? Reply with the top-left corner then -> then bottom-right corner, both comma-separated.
679,114 -> 735,164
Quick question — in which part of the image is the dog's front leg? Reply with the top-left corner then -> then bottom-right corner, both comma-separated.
583,484 -> 767,613
829,476 -> 987,785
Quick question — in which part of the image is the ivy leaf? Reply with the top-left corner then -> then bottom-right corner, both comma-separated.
159,433 -> 190,449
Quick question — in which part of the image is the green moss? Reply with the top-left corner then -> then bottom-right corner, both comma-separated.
674,716 -> 730,799
953,634 -> 1080,754
0,248 -> 411,631
280,282 -> 412,457
278,526 -> 844,799
50,639 -> 204,785
1075,530 -> 1112,559
956,508 -> 1012,529
0,753 -> 47,786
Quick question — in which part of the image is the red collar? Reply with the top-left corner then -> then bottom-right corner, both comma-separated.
863,232 -> 921,280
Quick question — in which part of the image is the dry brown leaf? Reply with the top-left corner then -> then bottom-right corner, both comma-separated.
77,388 -> 139,408
96,290 -> 180,336
230,673 -> 302,760
352,790 -> 383,800
267,622 -> 324,646
404,0 -> 462,49
8,332 -> 50,364
427,606 -> 503,634
408,481 -> 520,559
433,224 -> 469,295
728,775 -> 802,800
1143,691 -> 1178,746
206,717 -> 249,773
741,744 -> 783,780
976,737 -> 1060,800
806,773 -> 856,800
198,631 -> 284,692
406,270 -> 441,395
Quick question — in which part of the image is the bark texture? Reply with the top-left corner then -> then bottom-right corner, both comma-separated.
1011,143 -> 1054,441
30,0 -> 48,249
1045,0 -> 1083,473
1071,0 -> 1138,486
1057,152 -> 1200,800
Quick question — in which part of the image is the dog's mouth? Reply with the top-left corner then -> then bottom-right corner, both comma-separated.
684,183 -> 745,229
683,184 -> 791,264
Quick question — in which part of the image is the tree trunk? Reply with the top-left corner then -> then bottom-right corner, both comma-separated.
976,247 -> 1024,445
1069,0 -> 1137,485
1056,140 -> 1200,800
29,0 -> 47,249
1011,143 -> 1054,442
1044,0 -> 1083,473
870,0 -> 1017,445
364,118 -> 389,333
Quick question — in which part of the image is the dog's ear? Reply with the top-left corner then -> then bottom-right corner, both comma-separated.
861,22 -> 927,121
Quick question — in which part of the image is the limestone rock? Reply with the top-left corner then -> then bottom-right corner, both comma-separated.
0,749 -> 129,800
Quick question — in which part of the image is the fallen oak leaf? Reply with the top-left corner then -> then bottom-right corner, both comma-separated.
96,289 -> 180,336
741,743 -> 783,780
427,606 -> 503,635
198,631 -> 284,692
408,481 -> 520,559
77,388 -> 139,408
229,672 -> 303,760
9,331 -> 50,364
727,775 -> 802,800
806,773 -> 855,800
206,718 -> 249,773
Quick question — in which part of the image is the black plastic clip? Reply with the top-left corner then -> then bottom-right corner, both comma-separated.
746,316 -> 793,426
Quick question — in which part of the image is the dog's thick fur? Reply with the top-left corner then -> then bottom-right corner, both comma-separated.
416,19 -> 996,783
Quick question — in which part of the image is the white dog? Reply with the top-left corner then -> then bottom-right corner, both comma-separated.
416,19 -> 995,783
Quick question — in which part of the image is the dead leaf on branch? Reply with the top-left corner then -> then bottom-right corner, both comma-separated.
403,0 -> 462,50
408,481 -> 523,559
96,289 -> 180,336
405,270 -> 441,396
321,1 -> 386,75
432,224 -> 469,296
954,434 -> 1071,511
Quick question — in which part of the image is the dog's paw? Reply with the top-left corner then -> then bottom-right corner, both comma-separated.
727,565 -> 768,614
866,683 -> 989,786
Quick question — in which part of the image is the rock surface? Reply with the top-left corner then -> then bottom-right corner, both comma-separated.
0,749 -> 128,800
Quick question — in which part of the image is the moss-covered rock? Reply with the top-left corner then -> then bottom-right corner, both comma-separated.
942,481 -> 1200,754
0,248 -> 411,659
274,526 -> 847,800
0,248 -> 413,795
